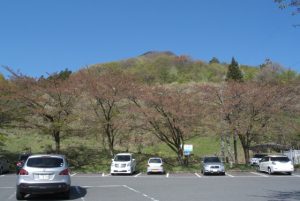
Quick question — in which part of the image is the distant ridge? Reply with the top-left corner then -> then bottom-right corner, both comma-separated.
139,51 -> 176,58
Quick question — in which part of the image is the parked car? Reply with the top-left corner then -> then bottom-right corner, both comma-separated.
258,155 -> 294,175
249,153 -> 267,166
147,157 -> 164,174
16,153 -> 31,174
0,156 -> 10,174
16,154 -> 71,200
201,156 -> 225,175
110,153 -> 136,175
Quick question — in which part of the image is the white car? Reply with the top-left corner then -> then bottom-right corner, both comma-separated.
147,157 -> 164,174
258,155 -> 294,175
249,153 -> 267,166
110,153 -> 136,175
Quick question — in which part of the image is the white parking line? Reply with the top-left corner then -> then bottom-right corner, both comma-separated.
250,172 -> 269,177
293,174 -> 300,177
8,192 -> 15,200
83,185 -> 123,188
134,173 -> 142,177
166,173 -> 169,178
225,173 -> 234,177
123,185 -> 159,201
0,175 -> 4,177
70,173 -> 77,177
194,173 -> 201,178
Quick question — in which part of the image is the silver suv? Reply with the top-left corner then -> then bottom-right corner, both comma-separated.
16,154 -> 71,200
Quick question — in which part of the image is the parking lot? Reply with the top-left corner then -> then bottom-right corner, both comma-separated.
1,171 -> 300,201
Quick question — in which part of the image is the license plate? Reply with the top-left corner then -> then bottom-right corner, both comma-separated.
38,174 -> 49,180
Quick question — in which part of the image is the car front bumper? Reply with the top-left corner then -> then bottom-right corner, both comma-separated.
111,167 -> 132,174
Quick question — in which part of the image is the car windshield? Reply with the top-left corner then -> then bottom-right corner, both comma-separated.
149,158 -> 162,163
27,157 -> 64,168
114,155 -> 131,161
253,154 -> 266,158
204,157 -> 220,163
271,157 -> 290,162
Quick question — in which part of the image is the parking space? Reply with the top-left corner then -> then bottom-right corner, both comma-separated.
1,172 -> 300,201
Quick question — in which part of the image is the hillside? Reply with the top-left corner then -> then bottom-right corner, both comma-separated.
89,51 -> 261,84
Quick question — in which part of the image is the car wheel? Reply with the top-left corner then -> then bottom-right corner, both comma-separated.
268,167 -> 272,175
0,167 -> 3,175
256,165 -> 260,172
287,172 -> 292,175
16,187 -> 25,200
221,172 -> 226,176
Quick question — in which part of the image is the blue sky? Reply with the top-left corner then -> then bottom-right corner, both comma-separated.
0,0 -> 299,78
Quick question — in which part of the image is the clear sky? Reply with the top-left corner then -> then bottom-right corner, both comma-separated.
0,0 -> 299,78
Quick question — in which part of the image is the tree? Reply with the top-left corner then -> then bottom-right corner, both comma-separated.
226,57 -> 243,82
75,69 -> 136,156
275,0 -> 300,15
130,84 -> 208,165
220,81 -> 299,163
209,57 -> 220,64
8,69 -> 77,153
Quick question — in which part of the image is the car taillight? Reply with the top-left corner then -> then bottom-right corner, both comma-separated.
59,169 -> 69,175
16,162 -> 22,167
19,169 -> 28,175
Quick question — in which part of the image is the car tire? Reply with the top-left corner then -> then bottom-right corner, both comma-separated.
256,166 -> 260,172
268,167 -> 272,175
221,172 -> 226,176
16,187 -> 25,200
287,172 -> 292,175
0,167 -> 3,175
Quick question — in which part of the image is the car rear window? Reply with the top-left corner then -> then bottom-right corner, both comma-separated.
149,158 -> 162,163
204,157 -> 220,163
114,155 -> 131,161
253,154 -> 266,158
270,157 -> 290,162
27,157 -> 64,168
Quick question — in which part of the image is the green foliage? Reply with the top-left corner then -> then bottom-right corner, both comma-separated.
226,57 -> 243,81
46,68 -> 72,81
209,57 -> 220,64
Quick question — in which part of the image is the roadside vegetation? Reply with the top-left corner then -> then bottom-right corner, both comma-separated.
1,51 -> 299,172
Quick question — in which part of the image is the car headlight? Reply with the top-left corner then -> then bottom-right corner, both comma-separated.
127,162 -> 131,167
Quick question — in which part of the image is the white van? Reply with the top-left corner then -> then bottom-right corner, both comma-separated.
110,153 -> 136,175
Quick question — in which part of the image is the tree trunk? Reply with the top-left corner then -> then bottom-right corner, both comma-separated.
53,131 -> 60,154
220,131 -> 225,162
238,135 -> 250,164
233,129 -> 238,164
226,132 -> 234,164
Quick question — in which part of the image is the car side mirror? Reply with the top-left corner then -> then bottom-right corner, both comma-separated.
132,159 -> 135,162
111,159 -> 114,162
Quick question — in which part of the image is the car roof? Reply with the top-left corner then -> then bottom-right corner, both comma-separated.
148,157 -> 162,160
266,154 -> 288,157
27,154 -> 66,159
115,153 -> 132,156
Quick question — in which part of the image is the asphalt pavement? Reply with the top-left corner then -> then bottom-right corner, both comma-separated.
1,171 -> 300,201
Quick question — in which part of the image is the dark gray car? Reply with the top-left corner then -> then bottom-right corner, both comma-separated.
201,156 -> 225,175
16,154 -> 71,200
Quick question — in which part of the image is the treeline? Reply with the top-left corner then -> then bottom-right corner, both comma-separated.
0,53 -> 299,165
